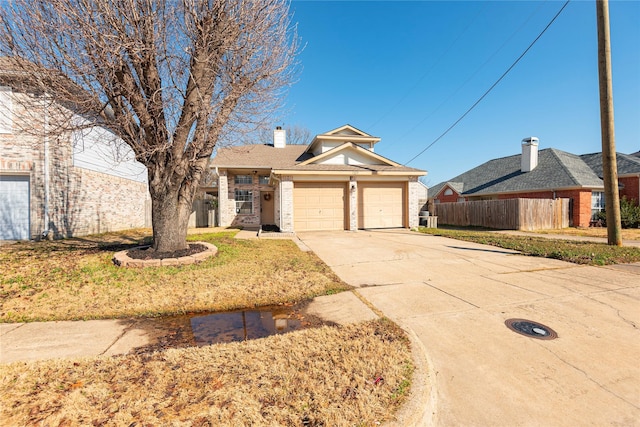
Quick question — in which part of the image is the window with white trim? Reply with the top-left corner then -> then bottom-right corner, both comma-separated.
234,174 -> 252,185
0,86 -> 13,134
591,191 -> 605,220
235,189 -> 253,214
443,188 -> 453,196
259,175 -> 270,185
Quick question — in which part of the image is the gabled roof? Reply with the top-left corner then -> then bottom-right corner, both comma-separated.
305,124 -> 381,154
297,142 -> 400,167
211,126 -> 425,176
429,148 -> 604,198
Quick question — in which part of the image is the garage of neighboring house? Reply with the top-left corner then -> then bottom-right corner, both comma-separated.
0,175 -> 30,240
358,182 -> 405,229
293,182 -> 347,231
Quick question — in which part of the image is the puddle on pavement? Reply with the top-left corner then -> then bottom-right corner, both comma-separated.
129,303 -> 327,354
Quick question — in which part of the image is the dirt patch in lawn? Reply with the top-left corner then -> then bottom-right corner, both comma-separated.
0,319 -> 414,427
126,243 -> 208,260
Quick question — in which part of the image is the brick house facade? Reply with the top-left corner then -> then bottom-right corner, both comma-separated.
212,125 -> 425,232
0,84 -> 150,240
429,139 -> 640,228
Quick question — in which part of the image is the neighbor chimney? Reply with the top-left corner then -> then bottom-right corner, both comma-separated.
521,137 -> 539,172
273,126 -> 286,148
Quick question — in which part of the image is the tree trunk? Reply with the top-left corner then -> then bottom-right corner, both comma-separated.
149,184 -> 192,253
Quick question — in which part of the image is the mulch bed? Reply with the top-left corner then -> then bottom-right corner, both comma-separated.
126,243 -> 208,260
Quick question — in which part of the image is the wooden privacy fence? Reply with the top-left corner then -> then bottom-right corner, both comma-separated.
434,198 -> 570,230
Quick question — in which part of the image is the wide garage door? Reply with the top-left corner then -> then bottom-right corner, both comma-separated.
0,175 -> 30,240
294,182 -> 346,231
358,182 -> 405,229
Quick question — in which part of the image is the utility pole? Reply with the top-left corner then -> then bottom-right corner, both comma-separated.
596,0 -> 622,246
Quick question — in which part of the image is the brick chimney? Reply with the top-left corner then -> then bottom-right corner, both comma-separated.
521,137 -> 539,172
273,126 -> 286,148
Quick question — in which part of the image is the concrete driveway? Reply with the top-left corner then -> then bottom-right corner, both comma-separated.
297,229 -> 640,427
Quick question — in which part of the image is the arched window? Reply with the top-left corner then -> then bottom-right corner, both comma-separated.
443,188 -> 453,196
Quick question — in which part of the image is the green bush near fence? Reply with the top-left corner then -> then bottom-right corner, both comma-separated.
597,196 -> 640,228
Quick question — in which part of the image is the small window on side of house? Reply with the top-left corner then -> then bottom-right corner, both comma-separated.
591,191 -> 605,220
234,175 -> 253,185
443,188 -> 453,196
259,175 -> 270,185
235,189 -> 253,214
0,86 -> 13,134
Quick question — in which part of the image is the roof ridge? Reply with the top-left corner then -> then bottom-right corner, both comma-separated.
547,149 -> 584,186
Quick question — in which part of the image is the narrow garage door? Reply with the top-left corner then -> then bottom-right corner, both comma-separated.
358,182 -> 405,229
0,175 -> 30,240
294,182 -> 346,231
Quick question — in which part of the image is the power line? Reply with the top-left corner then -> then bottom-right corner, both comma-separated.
396,1 -> 548,143
404,0 -> 571,166
368,2 -> 487,130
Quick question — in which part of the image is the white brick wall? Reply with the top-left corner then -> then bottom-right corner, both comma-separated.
280,176 -> 294,232
349,177 -> 357,231
408,177 -> 420,228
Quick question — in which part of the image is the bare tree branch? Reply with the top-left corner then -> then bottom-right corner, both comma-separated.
0,0 -> 299,251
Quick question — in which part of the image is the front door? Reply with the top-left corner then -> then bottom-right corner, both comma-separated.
260,191 -> 275,224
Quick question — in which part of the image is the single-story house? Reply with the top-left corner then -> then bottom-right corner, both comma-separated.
210,124 -> 426,232
428,137 -> 640,228
0,58 -> 150,240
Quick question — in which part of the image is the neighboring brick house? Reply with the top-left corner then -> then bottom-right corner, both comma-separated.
210,125 -> 426,232
428,138 -> 640,228
0,63 -> 150,240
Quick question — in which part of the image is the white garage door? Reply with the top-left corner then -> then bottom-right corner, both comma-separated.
294,183 -> 346,231
0,175 -> 30,240
358,182 -> 405,229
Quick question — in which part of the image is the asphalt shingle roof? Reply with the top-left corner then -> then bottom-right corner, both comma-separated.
211,143 -> 423,173
580,152 -> 640,177
210,144 -> 310,168
428,148 -> 607,198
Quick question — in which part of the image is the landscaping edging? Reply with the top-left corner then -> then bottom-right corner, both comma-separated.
112,242 -> 218,267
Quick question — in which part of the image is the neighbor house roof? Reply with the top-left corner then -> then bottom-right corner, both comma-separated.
428,148 -> 605,198
580,152 -> 640,177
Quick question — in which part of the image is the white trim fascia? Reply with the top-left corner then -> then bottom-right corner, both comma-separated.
298,142 -> 400,167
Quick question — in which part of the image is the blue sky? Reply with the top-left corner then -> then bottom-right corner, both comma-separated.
280,0 -> 640,186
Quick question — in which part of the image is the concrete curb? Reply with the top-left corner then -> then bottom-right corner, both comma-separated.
383,323 -> 438,427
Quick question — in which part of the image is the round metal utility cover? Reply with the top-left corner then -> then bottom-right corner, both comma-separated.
504,319 -> 558,340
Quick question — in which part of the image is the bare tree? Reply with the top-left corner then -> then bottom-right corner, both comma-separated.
0,0 -> 298,252
254,124 -> 311,146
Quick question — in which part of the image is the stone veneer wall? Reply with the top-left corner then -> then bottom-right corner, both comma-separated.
279,176 -> 294,232
217,171 -> 277,229
408,177 -> 420,228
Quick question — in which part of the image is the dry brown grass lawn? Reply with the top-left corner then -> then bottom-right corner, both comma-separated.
0,230 -> 351,322
0,319 -> 413,426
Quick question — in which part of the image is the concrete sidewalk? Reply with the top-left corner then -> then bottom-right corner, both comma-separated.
297,229 -> 640,427
0,292 -> 378,364
2,228 -> 639,426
